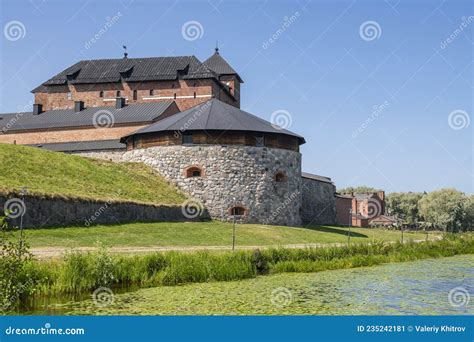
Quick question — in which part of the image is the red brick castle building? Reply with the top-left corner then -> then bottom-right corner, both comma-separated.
0,48 -> 242,150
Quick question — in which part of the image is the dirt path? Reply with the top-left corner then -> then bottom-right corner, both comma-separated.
30,237 -> 441,259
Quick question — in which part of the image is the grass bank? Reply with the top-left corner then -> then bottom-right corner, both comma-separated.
21,234 -> 474,296
19,222 -> 436,248
0,143 -> 186,205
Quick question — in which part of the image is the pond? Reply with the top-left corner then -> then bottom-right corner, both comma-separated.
17,255 -> 474,315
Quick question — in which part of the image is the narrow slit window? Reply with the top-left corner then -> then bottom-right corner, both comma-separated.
230,206 -> 246,216
185,166 -> 203,178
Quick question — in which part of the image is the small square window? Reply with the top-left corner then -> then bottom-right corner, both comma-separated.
255,136 -> 264,147
182,134 -> 193,144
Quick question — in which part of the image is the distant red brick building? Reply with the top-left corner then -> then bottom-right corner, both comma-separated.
335,191 -> 386,227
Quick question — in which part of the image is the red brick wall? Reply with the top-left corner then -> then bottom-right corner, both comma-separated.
35,79 -> 238,112
0,124 -> 149,145
219,75 -> 241,108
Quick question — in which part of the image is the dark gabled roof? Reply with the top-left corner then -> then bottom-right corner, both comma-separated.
301,172 -> 333,184
121,99 -> 305,144
34,56 -> 216,89
0,102 -> 175,132
32,53 -> 242,94
27,139 -> 125,152
202,51 -> 243,82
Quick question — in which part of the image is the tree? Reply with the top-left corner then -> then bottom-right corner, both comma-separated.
418,188 -> 466,232
386,192 -> 424,225
462,195 -> 474,231
338,186 -> 380,194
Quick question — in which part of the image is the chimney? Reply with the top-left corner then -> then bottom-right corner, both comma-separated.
377,191 -> 385,214
74,101 -> 84,112
377,191 -> 385,201
33,104 -> 43,115
116,97 -> 126,109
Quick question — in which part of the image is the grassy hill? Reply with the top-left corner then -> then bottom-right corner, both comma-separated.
0,143 -> 186,205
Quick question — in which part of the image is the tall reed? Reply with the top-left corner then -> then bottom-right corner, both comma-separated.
17,234 -> 474,296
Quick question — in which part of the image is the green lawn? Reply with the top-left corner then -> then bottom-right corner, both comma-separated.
0,143 -> 186,205
18,221 -> 437,248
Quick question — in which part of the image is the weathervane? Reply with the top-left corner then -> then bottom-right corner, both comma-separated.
215,40 -> 219,54
123,45 -> 128,59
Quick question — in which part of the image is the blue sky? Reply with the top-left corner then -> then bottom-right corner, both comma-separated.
1,0 -> 472,193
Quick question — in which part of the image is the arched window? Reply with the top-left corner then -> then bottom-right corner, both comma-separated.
275,171 -> 287,182
116,90 -> 121,97
229,206 -> 247,216
185,166 -> 203,178
149,89 -> 154,96
99,91 -> 104,98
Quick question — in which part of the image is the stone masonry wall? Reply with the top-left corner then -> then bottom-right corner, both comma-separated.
74,150 -> 125,162
119,145 -> 303,226
0,194 -> 198,229
301,178 -> 336,225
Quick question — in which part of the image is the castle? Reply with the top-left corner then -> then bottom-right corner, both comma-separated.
0,49 -> 339,226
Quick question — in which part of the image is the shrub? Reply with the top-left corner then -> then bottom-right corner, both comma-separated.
0,216 -> 33,312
